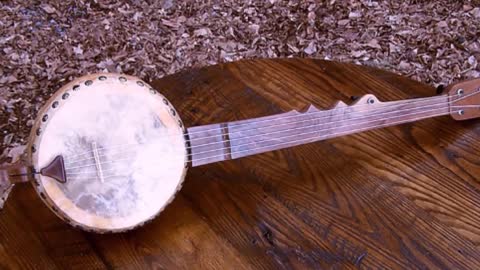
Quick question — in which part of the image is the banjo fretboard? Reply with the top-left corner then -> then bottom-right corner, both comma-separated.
186,92 -> 467,167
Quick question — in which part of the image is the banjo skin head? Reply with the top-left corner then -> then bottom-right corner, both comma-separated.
26,74 -> 187,233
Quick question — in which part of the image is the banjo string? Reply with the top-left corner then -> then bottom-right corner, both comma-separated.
64,104 -> 463,173
65,100 -> 451,165
64,90 -> 480,164
65,102 -> 451,169
62,93 -> 454,162
66,108 -> 459,180
63,93 -> 471,169
63,94 -> 460,165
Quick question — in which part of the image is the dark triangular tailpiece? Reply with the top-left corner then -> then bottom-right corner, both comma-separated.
40,155 -> 67,184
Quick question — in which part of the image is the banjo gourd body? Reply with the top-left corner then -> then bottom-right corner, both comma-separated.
28,74 -> 187,232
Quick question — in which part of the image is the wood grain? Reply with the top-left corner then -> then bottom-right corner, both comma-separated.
1,59 -> 480,269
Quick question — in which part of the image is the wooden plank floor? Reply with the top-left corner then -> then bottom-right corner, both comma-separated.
1,59 -> 480,269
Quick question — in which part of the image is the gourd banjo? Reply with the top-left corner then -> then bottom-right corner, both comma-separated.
1,73 -> 479,233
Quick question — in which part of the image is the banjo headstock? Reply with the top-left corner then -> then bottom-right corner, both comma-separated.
447,78 -> 480,121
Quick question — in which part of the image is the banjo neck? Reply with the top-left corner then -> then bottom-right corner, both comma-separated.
187,78 -> 480,167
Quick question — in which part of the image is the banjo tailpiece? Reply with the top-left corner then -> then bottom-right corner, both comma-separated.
39,155 -> 67,184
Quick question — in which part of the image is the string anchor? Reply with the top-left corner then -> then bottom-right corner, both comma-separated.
40,155 -> 67,184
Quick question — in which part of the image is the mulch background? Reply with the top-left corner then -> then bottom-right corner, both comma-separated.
1,0 -> 479,161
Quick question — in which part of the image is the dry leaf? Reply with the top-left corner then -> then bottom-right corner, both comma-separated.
399,61 -> 411,70
133,12 -> 143,21
41,4 -> 56,14
437,21 -> 448,28
472,7 -> 480,18
248,24 -> 260,34
304,41 -> 317,55
465,70 -> 480,78
348,12 -> 361,19
3,134 -> 13,145
7,145 -> 26,162
367,39 -> 381,49
337,19 -> 350,26
73,45 -> 83,55
194,28 -> 210,37
468,55 -> 477,67
351,50 -> 367,58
